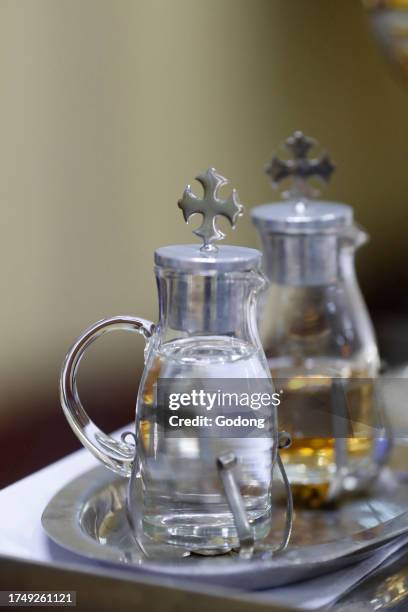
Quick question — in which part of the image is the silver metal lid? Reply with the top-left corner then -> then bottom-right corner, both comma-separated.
155,244 -> 261,273
253,131 -> 352,235
251,200 -> 353,235
155,167 -> 262,274
253,132 -> 355,285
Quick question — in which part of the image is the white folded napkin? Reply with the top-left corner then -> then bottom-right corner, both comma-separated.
256,534 -> 408,609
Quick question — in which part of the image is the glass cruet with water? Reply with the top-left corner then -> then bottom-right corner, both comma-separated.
251,132 -> 392,507
60,167 -> 292,555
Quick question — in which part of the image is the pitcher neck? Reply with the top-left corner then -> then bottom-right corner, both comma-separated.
155,267 -> 263,344
259,231 -> 358,287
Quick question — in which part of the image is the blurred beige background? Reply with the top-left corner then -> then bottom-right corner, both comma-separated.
1,0 -> 408,484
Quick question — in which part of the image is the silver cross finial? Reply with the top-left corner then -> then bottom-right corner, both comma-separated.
265,131 -> 335,199
178,167 -> 244,252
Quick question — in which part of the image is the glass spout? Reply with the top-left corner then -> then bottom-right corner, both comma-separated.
342,223 -> 369,250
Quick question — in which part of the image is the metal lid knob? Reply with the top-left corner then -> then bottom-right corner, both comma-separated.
155,167 -> 262,274
178,167 -> 243,252
265,131 -> 336,200
252,132 -> 351,235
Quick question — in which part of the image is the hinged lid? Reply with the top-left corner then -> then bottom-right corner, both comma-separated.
155,167 -> 262,273
251,131 -> 352,235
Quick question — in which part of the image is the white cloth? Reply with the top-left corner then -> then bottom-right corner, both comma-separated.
0,436 -> 406,610
259,535 -> 408,609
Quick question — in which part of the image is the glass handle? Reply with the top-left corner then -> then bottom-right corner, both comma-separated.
60,315 -> 156,478
274,431 -> 294,553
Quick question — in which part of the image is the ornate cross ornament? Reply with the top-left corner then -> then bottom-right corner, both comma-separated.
178,167 -> 243,252
265,131 -> 335,199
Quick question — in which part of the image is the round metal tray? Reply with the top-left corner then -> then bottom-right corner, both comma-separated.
41,466 -> 408,589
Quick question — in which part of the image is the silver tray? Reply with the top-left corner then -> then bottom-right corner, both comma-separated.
42,466 -> 408,590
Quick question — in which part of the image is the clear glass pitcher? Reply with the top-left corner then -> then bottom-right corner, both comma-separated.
251,133 -> 392,506
60,168 -> 291,553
